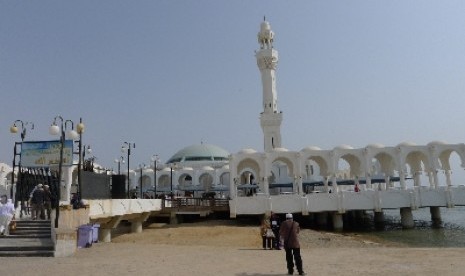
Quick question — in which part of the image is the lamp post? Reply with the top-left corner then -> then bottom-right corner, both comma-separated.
139,164 -> 145,198
50,116 -> 83,228
77,139 -> 90,199
170,163 -> 178,196
151,155 -> 160,197
121,142 -> 135,198
114,156 -> 125,175
10,120 -> 34,205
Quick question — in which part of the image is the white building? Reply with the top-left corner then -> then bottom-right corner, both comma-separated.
132,20 -> 465,207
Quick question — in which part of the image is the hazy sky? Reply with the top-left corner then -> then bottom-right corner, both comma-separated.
1,1 -> 464,171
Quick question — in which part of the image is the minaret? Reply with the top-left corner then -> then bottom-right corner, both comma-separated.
256,20 -> 283,152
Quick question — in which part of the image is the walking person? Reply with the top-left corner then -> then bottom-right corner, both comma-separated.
30,183 -> 45,220
0,195 -> 15,236
43,185 -> 52,220
260,215 -> 275,249
279,213 -> 305,275
270,212 -> 281,249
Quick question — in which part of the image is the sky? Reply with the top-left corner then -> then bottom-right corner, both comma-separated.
1,1 -> 465,173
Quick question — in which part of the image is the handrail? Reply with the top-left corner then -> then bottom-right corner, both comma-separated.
161,198 -> 229,211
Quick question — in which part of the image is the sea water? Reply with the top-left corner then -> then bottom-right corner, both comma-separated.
345,206 -> 465,247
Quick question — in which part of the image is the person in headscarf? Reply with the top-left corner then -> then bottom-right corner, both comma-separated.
0,195 -> 15,236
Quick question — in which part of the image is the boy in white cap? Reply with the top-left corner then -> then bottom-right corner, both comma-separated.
279,213 -> 305,275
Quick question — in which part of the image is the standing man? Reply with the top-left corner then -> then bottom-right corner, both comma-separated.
30,183 -> 45,220
279,213 -> 305,275
43,185 -> 52,220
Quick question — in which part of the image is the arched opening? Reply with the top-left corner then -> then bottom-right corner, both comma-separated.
158,174 -> 171,193
372,152 -> 398,189
199,173 -> 213,191
336,154 -> 361,191
405,151 -> 430,187
269,158 -> 293,194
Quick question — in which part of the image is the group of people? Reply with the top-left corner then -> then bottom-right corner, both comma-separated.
261,212 -> 306,275
29,183 -> 53,220
0,195 -> 15,236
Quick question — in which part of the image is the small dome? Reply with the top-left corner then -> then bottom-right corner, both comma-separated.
167,144 -> 229,163
302,146 -> 322,151
335,144 -> 354,150
397,141 -> 417,147
239,148 -> 257,154
367,143 -> 385,149
260,21 -> 271,31
201,166 -> 214,171
273,147 -> 288,152
428,140 -> 447,146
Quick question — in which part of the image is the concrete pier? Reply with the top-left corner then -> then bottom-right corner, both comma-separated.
400,207 -> 414,229
316,212 -> 328,228
331,212 -> 343,231
374,211 -> 384,224
430,206 -> 442,223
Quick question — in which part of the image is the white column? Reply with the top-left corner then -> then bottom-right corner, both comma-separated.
323,177 -> 329,193
414,172 -> 421,187
62,167 -> 73,203
400,171 -> 406,190
383,175 -> 390,191
365,173 -> 372,189
433,170 -> 439,188
332,175 -> 338,193
428,171 -> 434,188
445,170 -> 452,187
263,177 -> 269,195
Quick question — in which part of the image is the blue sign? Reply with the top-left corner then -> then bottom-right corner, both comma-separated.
20,140 -> 74,167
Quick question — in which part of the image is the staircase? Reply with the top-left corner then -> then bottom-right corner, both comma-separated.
0,219 -> 55,257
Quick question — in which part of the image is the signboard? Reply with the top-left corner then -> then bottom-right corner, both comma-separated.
20,140 -> 74,167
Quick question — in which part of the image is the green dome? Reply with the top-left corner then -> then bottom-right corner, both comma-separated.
167,144 -> 230,163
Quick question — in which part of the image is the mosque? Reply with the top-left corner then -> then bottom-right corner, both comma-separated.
132,19 -> 465,211
2,20 -> 465,224
148,20 -> 465,223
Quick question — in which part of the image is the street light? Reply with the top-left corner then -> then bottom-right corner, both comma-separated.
10,120 -> 34,205
114,156 -> 125,175
139,163 -> 146,198
121,142 -> 135,198
50,116 -> 84,228
170,163 -> 178,196
151,155 -> 160,197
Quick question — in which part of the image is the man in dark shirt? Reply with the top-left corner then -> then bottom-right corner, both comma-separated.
30,183 -> 45,220
279,213 -> 305,275
43,185 -> 52,220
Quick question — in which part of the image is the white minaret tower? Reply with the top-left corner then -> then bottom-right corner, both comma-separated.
256,19 -> 283,152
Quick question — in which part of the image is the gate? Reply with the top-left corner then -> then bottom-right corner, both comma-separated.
16,167 -> 60,211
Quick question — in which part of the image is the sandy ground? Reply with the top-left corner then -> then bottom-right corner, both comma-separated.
1,219 -> 465,276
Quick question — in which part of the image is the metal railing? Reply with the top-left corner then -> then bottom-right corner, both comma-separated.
162,198 -> 229,212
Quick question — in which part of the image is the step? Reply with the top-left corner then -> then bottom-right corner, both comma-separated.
0,250 -> 55,257
0,220 -> 55,257
15,226 -> 51,231
4,233 -> 51,239
10,230 -> 50,233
